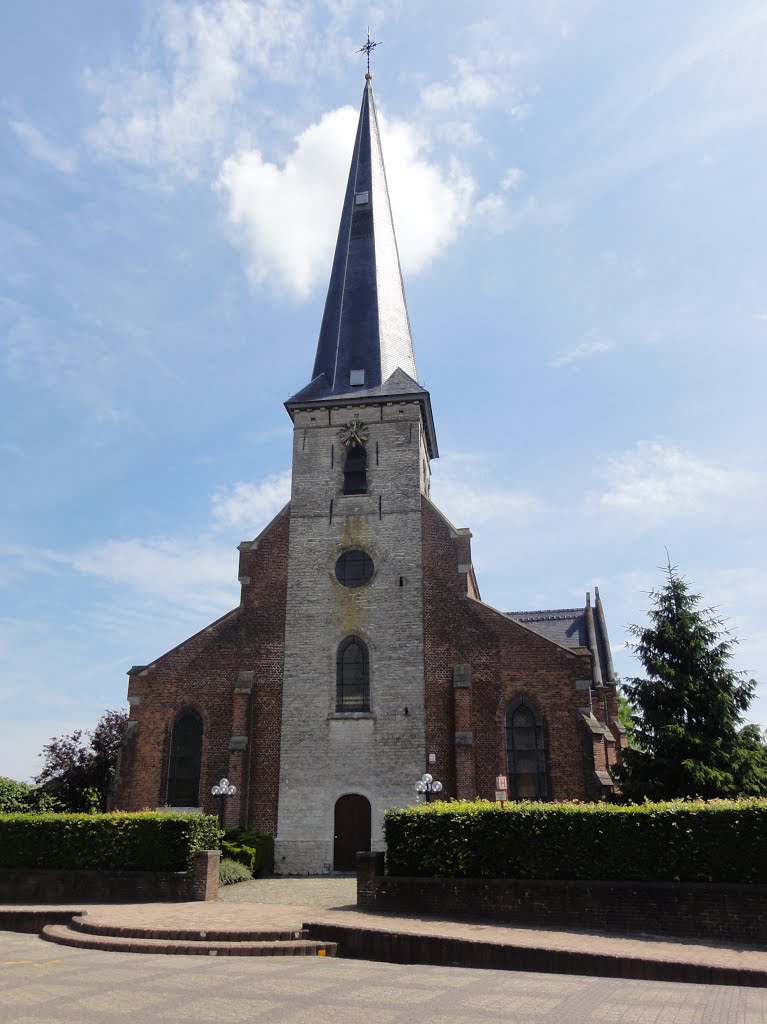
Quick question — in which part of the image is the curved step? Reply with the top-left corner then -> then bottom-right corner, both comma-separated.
41,923 -> 337,957
68,915 -> 307,942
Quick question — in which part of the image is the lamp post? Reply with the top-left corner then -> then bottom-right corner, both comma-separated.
211,777 -> 236,824
415,772 -> 443,802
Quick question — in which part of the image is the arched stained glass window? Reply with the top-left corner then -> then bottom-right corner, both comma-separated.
343,445 -> 367,494
336,636 -> 370,712
166,709 -> 203,807
505,698 -> 547,800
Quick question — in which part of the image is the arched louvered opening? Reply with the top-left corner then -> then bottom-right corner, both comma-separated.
343,444 -> 367,494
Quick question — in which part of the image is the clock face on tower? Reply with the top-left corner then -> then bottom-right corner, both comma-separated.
338,418 -> 369,448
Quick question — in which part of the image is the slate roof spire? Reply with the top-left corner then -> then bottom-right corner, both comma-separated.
286,74 -> 437,456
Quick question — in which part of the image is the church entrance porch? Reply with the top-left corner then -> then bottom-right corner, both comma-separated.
333,794 -> 371,871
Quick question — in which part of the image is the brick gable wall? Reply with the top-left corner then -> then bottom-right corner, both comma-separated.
113,505 -> 290,830
421,497 -> 614,802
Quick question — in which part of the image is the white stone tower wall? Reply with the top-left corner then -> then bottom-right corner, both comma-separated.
276,400 -> 428,874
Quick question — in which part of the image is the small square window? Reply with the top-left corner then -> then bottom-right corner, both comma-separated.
350,369 -> 365,385
355,191 -> 369,205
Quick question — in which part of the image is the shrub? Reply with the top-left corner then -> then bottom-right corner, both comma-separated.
0,777 -> 62,814
222,829 -> 274,876
0,812 -> 222,872
384,799 -> 767,884
219,857 -> 253,885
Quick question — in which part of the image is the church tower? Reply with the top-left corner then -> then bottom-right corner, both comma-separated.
112,69 -> 626,864
276,73 -> 438,874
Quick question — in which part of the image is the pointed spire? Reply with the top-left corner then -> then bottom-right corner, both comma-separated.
293,76 -> 418,400
286,75 -> 438,458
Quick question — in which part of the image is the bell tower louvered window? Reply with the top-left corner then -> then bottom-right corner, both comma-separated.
343,444 -> 367,494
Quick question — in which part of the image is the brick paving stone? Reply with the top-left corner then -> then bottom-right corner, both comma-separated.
3,876 -> 767,984
217,874 -> 357,906
2,931 -> 767,1024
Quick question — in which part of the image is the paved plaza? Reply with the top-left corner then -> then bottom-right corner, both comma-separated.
2,877 -> 766,1021
1,928 -> 766,1024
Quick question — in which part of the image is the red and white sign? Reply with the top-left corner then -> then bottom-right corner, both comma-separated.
495,775 -> 508,791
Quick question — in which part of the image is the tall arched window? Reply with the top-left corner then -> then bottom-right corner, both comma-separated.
505,698 -> 547,800
166,709 -> 203,806
336,636 -> 370,712
343,445 -> 367,494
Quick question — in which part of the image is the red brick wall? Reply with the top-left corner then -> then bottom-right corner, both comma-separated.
358,863 -> 767,944
421,498 -> 603,802
113,506 -> 290,832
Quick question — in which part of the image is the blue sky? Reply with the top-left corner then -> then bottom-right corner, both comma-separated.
2,1 -> 766,783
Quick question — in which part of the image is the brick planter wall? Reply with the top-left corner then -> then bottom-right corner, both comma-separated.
357,852 -> 767,944
0,850 -> 220,904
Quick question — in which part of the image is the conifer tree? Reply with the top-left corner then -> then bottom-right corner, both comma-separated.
615,560 -> 764,801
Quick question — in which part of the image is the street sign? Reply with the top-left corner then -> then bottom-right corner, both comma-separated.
494,790 -> 508,803
495,775 -> 508,791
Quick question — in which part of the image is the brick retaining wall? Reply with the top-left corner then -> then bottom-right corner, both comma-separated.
357,852 -> 767,944
0,850 -> 220,903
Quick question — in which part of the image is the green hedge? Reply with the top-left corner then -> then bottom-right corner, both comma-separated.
384,799 -> 767,884
222,829 -> 274,876
0,812 -> 222,872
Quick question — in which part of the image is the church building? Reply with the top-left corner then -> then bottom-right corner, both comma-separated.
113,73 -> 625,875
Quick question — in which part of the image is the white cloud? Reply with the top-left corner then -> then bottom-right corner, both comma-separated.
70,537 -> 236,617
591,441 -> 745,522
211,472 -> 291,530
10,120 -> 77,174
434,120 -> 483,148
473,192 -> 544,234
430,454 -> 540,533
217,107 -> 474,297
423,59 -> 500,113
500,167 -> 526,191
85,0 -> 306,176
548,337 -> 612,369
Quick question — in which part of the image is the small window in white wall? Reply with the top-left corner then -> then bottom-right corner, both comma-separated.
350,369 -> 365,385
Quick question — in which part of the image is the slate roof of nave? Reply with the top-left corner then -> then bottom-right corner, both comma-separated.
508,604 -> 614,687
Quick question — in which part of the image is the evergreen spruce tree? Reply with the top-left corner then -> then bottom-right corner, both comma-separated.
615,560 -> 764,801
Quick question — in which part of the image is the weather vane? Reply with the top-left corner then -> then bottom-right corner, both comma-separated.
357,28 -> 381,75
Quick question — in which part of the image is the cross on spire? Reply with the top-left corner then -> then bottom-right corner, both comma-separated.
357,28 -> 381,75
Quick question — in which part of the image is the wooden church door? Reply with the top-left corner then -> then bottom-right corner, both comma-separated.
333,794 -> 371,871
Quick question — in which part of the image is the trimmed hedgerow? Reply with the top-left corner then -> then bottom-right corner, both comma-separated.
383,799 -> 767,884
0,812 -> 222,872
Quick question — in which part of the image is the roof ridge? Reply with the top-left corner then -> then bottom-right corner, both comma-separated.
508,608 -> 585,617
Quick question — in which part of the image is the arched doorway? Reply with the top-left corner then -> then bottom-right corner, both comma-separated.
333,794 -> 371,871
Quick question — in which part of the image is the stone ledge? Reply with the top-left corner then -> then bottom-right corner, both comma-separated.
302,921 -> 767,987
